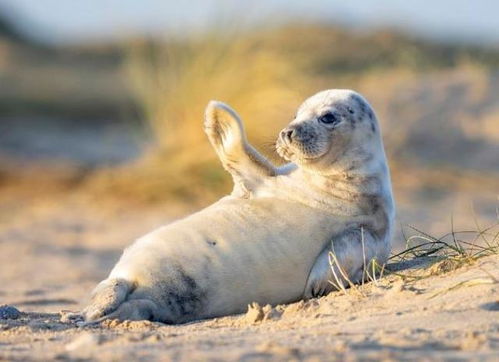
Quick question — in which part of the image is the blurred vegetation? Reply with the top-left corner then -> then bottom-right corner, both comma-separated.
1,21 -> 498,203
1,23 -> 498,120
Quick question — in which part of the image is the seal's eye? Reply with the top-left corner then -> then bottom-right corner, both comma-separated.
318,112 -> 339,126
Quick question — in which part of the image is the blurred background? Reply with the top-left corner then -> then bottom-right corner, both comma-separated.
0,1 -> 498,294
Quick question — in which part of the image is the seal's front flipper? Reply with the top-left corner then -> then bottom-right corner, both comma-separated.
303,247 -> 335,298
303,229 -> 379,299
204,101 -> 277,197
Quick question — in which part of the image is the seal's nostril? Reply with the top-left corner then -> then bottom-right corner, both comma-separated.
280,128 -> 294,143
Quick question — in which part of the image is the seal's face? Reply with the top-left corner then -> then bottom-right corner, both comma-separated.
276,89 -> 379,168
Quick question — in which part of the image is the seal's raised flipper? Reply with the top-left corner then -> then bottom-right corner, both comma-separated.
303,229 -> 380,299
204,101 -> 277,197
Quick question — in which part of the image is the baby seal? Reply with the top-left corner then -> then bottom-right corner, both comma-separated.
81,89 -> 394,323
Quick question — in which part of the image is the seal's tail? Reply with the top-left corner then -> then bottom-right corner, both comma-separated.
82,278 -> 133,321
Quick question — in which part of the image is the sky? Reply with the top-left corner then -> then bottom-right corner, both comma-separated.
0,0 -> 498,45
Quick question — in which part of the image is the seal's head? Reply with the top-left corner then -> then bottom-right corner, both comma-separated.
276,89 -> 383,173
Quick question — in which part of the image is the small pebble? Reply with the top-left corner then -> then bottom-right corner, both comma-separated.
245,302 -> 264,324
0,305 -> 21,320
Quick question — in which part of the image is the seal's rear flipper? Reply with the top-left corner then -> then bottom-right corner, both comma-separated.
82,278 -> 133,321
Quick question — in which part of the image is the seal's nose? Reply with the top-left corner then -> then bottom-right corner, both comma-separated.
280,128 -> 295,144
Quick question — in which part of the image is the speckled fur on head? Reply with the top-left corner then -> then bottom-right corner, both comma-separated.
276,90 -> 381,172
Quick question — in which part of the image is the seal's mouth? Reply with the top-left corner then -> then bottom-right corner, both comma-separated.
275,141 -> 294,161
276,136 -> 330,163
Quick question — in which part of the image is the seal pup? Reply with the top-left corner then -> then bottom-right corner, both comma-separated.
80,89 -> 395,323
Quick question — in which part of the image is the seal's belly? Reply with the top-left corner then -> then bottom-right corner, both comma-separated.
110,197 -> 339,319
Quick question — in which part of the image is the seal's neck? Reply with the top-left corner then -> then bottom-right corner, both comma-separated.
303,144 -> 385,180
292,148 -> 394,236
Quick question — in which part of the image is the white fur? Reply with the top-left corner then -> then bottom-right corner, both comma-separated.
82,89 -> 395,323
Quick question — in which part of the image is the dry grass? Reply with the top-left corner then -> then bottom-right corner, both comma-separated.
386,217 -> 498,287
390,219 -> 499,279
326,213 -> 499,297
125,33 -> 306,154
